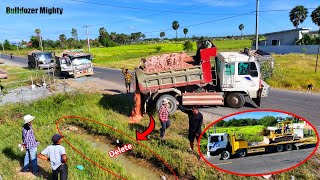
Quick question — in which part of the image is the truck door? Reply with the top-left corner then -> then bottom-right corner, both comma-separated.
235,62 -> 260,97
222,63 -> 235,88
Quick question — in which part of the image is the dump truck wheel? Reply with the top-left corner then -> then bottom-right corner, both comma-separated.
221,151 -> 231,160
226,93 -> 245,108
236,149 -> 247,158
276,145 -> 284,152
156,94 -> 178,115
285,144 -> 293,151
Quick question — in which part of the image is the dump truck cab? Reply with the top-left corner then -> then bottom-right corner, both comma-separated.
216,49 -> 273,108
55,49 -> 94,78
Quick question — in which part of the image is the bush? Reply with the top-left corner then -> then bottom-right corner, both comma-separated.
155,46 -> 161,53
183,40 -> 193,52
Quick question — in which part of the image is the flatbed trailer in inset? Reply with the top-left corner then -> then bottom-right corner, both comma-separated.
207,133 -> 317,160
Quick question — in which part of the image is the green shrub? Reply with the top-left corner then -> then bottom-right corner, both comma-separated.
183,40 -> 193,52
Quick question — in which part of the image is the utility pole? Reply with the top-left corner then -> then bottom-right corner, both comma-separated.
315,45 -> 319,73
255,0 -> 259,50
83,25 -> 91,53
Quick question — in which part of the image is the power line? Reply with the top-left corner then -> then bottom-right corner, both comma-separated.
259,14 -> 285,31
68,0 -> 253,16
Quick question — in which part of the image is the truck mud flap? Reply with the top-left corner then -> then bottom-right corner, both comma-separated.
182,92 -> 224,106
252,89 -> 262,107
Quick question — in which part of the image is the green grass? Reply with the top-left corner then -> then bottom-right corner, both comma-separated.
0,93 -> 319,179
208,125 -> 265,142
267,54 -> 320,92
0,66 -> 47,91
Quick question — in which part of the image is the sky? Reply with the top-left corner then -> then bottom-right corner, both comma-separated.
224,111 -> 291,121
0,0 -> 319,42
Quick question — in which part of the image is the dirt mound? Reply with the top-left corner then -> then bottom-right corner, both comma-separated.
140,52 -> 194,73
129,91 -> 143,123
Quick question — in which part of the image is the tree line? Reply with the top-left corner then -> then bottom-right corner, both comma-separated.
215,116 -> 300,127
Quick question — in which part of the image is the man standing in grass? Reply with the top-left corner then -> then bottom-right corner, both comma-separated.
122,67 -> 133,93
38,134 -> 68,180
159,98 -> 171,140
176,103 -> 203,152
21,114 -> 40,174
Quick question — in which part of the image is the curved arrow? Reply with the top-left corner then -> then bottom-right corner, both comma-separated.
136,114 -> 155,141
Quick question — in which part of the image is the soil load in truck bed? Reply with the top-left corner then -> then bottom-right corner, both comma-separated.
140,52 -> 194,73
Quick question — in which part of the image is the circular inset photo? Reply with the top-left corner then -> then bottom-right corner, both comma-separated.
198,110 -> 319,176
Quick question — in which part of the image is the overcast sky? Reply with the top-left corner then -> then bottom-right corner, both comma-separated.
0,0 -> 319,42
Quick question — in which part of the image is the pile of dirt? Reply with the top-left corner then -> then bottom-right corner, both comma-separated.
129,91 -> 143,123
140,52 -> 194,73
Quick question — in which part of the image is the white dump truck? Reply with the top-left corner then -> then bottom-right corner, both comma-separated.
55,49 -> 94,78
135,41 -> 274,114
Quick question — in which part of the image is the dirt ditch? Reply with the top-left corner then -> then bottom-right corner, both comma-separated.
62,125 -> 175,180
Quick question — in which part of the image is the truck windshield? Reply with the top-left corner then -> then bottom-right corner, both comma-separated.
238,62 -> 258,77
38,53 -> 51,61
210,136 -> 219,143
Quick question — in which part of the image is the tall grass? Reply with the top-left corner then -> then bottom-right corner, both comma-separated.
267,54 -> 320,92
0,93 -> 319,179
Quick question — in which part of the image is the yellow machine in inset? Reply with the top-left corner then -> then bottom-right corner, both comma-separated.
268,121 -> 294,143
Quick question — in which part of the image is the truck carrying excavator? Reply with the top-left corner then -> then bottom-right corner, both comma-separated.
135,40 -> 274,114
206,121 -> 317,160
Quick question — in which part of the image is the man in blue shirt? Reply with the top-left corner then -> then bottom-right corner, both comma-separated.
38,134 -> 68,180
22,114 -> 40,174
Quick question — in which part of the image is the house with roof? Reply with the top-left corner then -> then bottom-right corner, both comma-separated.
254,28 -> 319,54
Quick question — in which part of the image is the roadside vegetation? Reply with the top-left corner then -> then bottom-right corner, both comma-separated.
0,66 -> 47,91
267,54 -> 320,92
0,92 -> 319,179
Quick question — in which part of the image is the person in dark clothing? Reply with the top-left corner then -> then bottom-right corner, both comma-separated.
176,102 -> 203,152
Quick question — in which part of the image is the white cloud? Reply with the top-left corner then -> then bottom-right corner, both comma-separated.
128,25 -> 137,30
121,16 -> 151,23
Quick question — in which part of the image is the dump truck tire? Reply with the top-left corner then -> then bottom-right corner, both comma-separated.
276,145 -> 284,152
221,151 -> 231,160
226,93 -> 245,108
236,149 -> 247,158
285,144 -> 293,151
156,94 -> 178,115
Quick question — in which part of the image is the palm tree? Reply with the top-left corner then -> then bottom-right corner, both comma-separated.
183,28 -> 188,38
311,6 -> 320,73
172,21 -> 180,40
311,6 -> 320,33
71,28 -> 78,41
289,5 -> 308,29
160,32 -> 165,42
238,24 -> 244,39
59,34 -> 67,48
35,29 -> 43,51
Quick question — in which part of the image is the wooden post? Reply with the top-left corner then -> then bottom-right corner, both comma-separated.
315,45 -> 319,73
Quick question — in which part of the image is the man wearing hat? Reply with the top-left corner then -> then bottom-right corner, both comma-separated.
21,114 -> 40,174
38,134 -> 68,180
158,98 -> 171,140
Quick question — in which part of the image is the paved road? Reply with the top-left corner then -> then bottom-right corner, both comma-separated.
205,146 -> 315,175
2,54 -> 320,131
